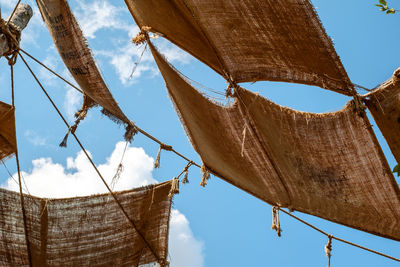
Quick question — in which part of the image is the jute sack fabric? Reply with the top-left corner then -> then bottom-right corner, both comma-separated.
364,69 -> 400,163
36,0 -> 130,126
0,101 -> 16,161
126,0 -> 352,95
0,181 -> 173,266
150,43 -> 400,241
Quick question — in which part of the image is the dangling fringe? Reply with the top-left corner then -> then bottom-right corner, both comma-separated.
182,168 -> 189,184
132,26 -> 151,45
241,125 -> 247,157
325,235 -> 333,267
271,206 -> 282,237
154,146 -> 162,169
124,122 -> 137,142
60,96 -> 93,148
110,163 -> 124,189
200,164 -> 210,187
59,128 -> 71,147
168,177 -> 180,198
59,124 -> 77,148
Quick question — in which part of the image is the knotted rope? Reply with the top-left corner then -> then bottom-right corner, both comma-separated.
325,235 -> 333,267
154,143 -> 173,169
200,164 -> 210,187
0,18 -> 21,58
182,161 -> 193,184
132,26 -> 151,45
168,177 -> 180,198
271,206 -> 282,237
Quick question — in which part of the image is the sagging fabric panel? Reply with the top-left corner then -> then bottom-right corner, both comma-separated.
126,0 -> 352,95
0,181 -> 172,266
150,43 -> 400,241
36,0 -> 130,125
365,74 -> 400,164
0,101 -> 16,161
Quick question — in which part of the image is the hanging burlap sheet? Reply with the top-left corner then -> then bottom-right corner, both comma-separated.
365,69 -> 400,164
126,0 -> 352,95
0,181 -> 173,266
36,0 -> 130,126
149,43 -> 400,241
0,101 -> 16,161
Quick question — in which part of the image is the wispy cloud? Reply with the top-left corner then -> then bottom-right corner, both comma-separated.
24,130 -> 46,146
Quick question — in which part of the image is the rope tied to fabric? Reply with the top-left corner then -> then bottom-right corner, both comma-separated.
351,94 -> 366,116
325,235 -> 333,267
271,206 -> 282,237
132,26 -> 151,45
168,177 -> 180,198
200,164 -> 211,187
154,143 -> 173,169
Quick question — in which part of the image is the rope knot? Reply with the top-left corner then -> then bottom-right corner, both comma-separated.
325,235 -> 333,267
168,177 -> 180,198
0,19 -> 21,61
132,26 -> 151,45
271,206 -> 282,237
200,164 -> 210,187
351,94 -> 366,116
182,161 -> 193,184
160,143 -> 173,151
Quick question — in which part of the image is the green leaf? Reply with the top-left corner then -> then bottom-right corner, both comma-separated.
379,0 -> 387,5
387,8 -> 396,13
380,6 -> 388,11
376,4 -> 384,7
393,164 -> 399,176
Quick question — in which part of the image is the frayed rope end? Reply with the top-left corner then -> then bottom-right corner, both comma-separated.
200,164 -> 210,187
168,177 -> 179,198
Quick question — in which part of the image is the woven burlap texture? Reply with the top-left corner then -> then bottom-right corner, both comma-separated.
126,0 -> 352,95
36,0 -> 130,125
0,101 -> 16,161
0,181 -> 173,266
365,69 -> 400,164
150,43 -> 400,241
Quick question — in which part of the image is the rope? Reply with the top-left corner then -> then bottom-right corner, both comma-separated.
19,48 -> 83,94
18,52 -> 163,265
17,47 -> 400,264
325,235 -> 333,267
8,49 -> 32,266
110,141 -> 129,190
129,42 -> 147,78
7,0 -> 22,25
271,206 -> 282,237
279,208 -> 400,262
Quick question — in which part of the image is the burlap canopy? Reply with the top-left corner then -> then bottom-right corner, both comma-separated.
36,0 -> 131,126
0,101 -> 16,161
125,0 -> 352,95
0,181 -> 173,266
150,43 -> 400,241
365,70 -> 400,164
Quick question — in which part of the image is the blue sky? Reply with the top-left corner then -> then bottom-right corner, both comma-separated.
0,0 -> 399,266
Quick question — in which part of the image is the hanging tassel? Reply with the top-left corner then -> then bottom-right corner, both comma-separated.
132,26 -> 151,45
182,168 -> 189,184
154,145 -> 162,169
168,177 -> 180,198
241,124 -> 247,157
110,163 -> 124,189
59,125 -> 77,148
200,164 -> 210,187
271,206 -> 282,237
325,235 -> 333,267
59,128 -> 71,147
124,122 -> 137,142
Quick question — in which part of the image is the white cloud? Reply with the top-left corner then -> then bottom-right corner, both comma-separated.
73,0 -> 131,39
2,141 -> 204,267
169,210 -> 205,267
